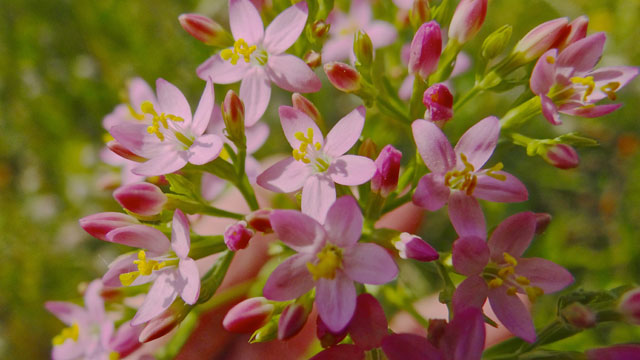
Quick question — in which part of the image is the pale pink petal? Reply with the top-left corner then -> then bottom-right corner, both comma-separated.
52,340 -> 84,360
301,174 -> 336,223
263,1 -> 308,54
452,275 -> 488,311
343,243 -> 398,284
270,209 -> 326,252
452,236 -> 489,276
443,307 -> 485,360
256,157 -> 311,192
454,116 -> 500,170
201,173 -> 227,201
187,134 -> 223,165
448,191 -> 486,238
540,94 -> 561,125
516,257 -> 574,293
109,321 -> 144,358
322,37 -> 353,63
560,103 -> 622,118
266,54 -> 322,92
178,258 -> 200,304
279,106 -> 323,149
329,155 -> 376,186
156,78 -> 192,124
131,272 -> 180,326
196,55 -> 251,84
110,123 -> 164,158
412,119 -> 456,174
229,0 -> 264,45
473,172 -> 528,203
488,288 -> 536,343
412,173 -> 450,211
246,122 -> 270,153
349,0 -> 372,22
45,301 -> 86,326
191,80 -> 215,136
557,33 -> 606,74
324,196 -> 362,247
398,75 -> 413,100
133,151 -> 189,176
364,21 -> 397,48
382,334 -> 444,360
102,252 -> 139,287
316,273 -> 357,332
171,209 -> 190,258
84,280 -> 105,322
324,106 -> 366,157
106,225 -> 171,253
128,77 -> 157,109
310,344 -> 365,360
591,66 -> 639,94
488,212 -> 536,261
240,67 -> 272,127
530,49 -> 557,95
263,253 -> 315,301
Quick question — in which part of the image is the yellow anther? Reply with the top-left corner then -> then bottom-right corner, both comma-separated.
488,278 -> 504,288
52,323 -> 79,346
128,104 -> 146,120
109,352 -> 121,360
546,55 -> 556,64
570,76 -> 596,101
220,147 -> 230,161
525,286 -> 544,302
506,286 -> 518,296
119,272 -> 139,287
306,244 -> 343,281
444,153 -> 478,194
102,133 -> 114,143
294,131 -> 308,142
221,39 -> 257,65
221,48 -> 239,65
140,102 -> 184,142
601,81 -> 620,101
486,162 -> 507,181
140,101 -> 157,116
503,252 -> 518,267
460,153 -> 475,172
315,142 -> 322,150
498,266 -> 515,278
516,276 -> 530,286
133,250 -> 165,276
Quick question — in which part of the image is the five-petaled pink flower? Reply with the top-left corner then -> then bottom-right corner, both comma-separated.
412,116 -> 528,235
110,78 -> 223,176
257,105 -> 376,222
451,212 -> 574,342
530,32 -> 638,125
263,196 -> 398,332
197,0 -> 321,126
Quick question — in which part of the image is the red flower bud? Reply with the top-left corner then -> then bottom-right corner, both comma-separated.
278,303 -> 311,340
223,297 -> 274,333
394,233 -> 439,262
113,182 -> 167,216
513,18 -> 569,62
422,84 -> 453,123
324,62 -> 361,93
224,221 -> 254,251
448,0 -> 487,44
619,288 -> 640,325
544,144 -> 579,169
371,145 -> 402,197
178,13 -> 234,47
409,21 -> 442,79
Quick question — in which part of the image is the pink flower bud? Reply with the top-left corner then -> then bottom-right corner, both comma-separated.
422,83 -> 453,123
178,13 -> 233,47
316,316 -> 348,348
278,303 -> 310,340
222,90 -> 246,146
139,301 -> 192,343
618,288 -> 640,325
544,144 -> 579,169
324,62 -> 361,93
292,93 -> 322,126
224,221 -> 254,251
371,145 -> 402,197
245,209 -> 273,233
311,20 -> 330,38
534,213 -> 552,235
79,212 -> 139,241
303,50 -> 322,68
223,297 -> 274,333
113,182 -> 167,216
409,21 -> 442,79
561,302 -> 596,328
513,18 -> 569,62
448,0 -> 487,44
107,140 -> 146,162
556,16 -> 588,51
394,233 -> 439,262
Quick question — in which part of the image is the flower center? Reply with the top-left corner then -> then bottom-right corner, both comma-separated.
221,38 -> 258,65
570,76 -> 595,102
52,322 -> 79,346
444,153 -> 477,195
139,101 -> 195,149
484,252 -> 544,302
292,127 -> 331,173
119,250 -> 177,286
306,244 -> 343,281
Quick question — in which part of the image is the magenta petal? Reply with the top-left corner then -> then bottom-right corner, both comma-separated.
109,321 -> 144,358
301,174 -> 336,223
316,273 -> 357,332
263,254 -> 315,301
178,258 -> 200,304
191,80 -> 215,136
586,345 -> 640,360
382,334 -> 443,360
310,344 -> 365,360
171,209 -> 190,258
413,173 -> 450,211
156,78 -> 192,124
412,119 -> 456,174
454,116 -> 500,170
448,191 -> 486,238
324,106 -> 366,157
229,0 -> 264,45
257,157 -> 311,192
106,225 -> 170,253
45,301 -> 85,326
263,1 -> 308,54
240,67 -> 271,127
443,307 -> 485,360
279,106 -> 324,149
133,151 -> 189,176
266,54 -> 322,93
132,272 -> 179,326
473,172 -> 528,203
557,33 -> 606,74
348,294 -> 388,350
270,209 -> 326,252
324,196 -> 362,247
78,212 -> 139,241
329,155 -> 376,186
516,257 -> 574,293
322,37 -> 353,63
560,103 -> 622,118
488,288 -> 536,343
540,94 -> 562,125
188,134 -> 223,165
196,55 -> 251,83
530,50 -> 557,95
452,275 -> 488,312
488,212 -> 536,260
343,243 -> 398,284
452,236 -> 489,276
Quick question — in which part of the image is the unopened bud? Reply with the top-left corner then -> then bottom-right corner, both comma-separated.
618,288 -> 640,325
556,16 -> 588,51
223,297 -> 275,333
410,0 -> 431,29
303,50 -> 322,68
561,302 -> 596,328
448,0 -> 487,44
409,21 -> 442,80
79,212 -> 139,241
513,18 -> 569,63
422,84 -> 453,123
139,301 -> 192,343
482,25 -> 512,60
358,138 -> 378,160
224,221 -> 255,251
292,93 -> 323,126
371,145 -> 402,197
324,62 -> 361,93
178,13 -> 234,48
394,233 -> 439,262
107,140 -> 146,162
250,319 -> 278,343
534,213 -> 552,235
222,90 -> 246,146
111,321 -> 145,358
317,316 -> 348,348
354,30 -> 374,67
278,303 -> 311,340
311,20 -> 330,38
544,144 -> 579,169
245,209 -> 273,233
113,182 -> 167,217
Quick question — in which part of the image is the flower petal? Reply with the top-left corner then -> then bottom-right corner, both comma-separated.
448,191 -> 486,238
488,288 -> 536,343
591,66 -> 639,97
84,280 -> 105,322
229,0 -> 264,45
301,174 -> 336,223
324,196 -> 362,247
196,55 -> 251,84
343,243 -> 398,284
156,78 -> 192,124
128,77 -> 157,109
329,155 -> 376,186
131,272 -> 180,326
52,340 -> 84,360
473,172 -> 528,203
348,294 -> 388,350
412,119 -> 456,174
191,79 -> 215,136
557,33 -> 606,74
365,21 -> 398,48
178,258 -> 200,304
263,253 -> 315,301
106,225 -> 170,253
540,94 -> 562,125
530,49 -> 557,95
324,106 -> 366,157
133,151 -> 189,176
443,307 -> 485,360
279,106 -> 324,149
559,103 -> 622,118
452,275 -> 488,312
171,209 -> 190,258
382,334 -> 443,360
110,123 -> 164,158
263,1 -> 308,54
266,54 -> 322,93
102,252 -> 139,287
240,67 -> 272,127
516,257 -> 574,293
454,116 -> 500,170
246,122 -> 270,153
316,273 -> 357,332
322,37 -> 353,63
187,134 -> 223,165
452,236 -> 489,276
257,157 -> 312,192
488,211 -> 536,261
45,301 -> 86,326
412,173 -> 450,211
270,209 -> 326,252
310,344 -> 364,360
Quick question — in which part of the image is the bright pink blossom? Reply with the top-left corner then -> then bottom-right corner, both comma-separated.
394,232 -> 439,262
197,0 -> 321,126
263,197 -> 398,332
257,106 -> 376,222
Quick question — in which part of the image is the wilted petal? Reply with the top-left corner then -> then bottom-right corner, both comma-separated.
256,157 -> 312,193
263,254 -> 315,301
191,80 -> 215,136
301,174 -> 336,223
229,0 -> 264,45
448,191 -> 486,238
557,33 -> 606,74
266,54 -> 322,93
412,119 -> 456,174
488,212 -> 536,261
348,294 -> 388,350
329,155 -> 376,186
196,55 -> 250,83
324,106 -> 366,157
279,106 -> 323,149
187,134 -> 223,165
516,257 -> 574,293
132,272 -> 180,326
106,225 -> 170,253
540,94 -> 561,125
45,301 -> 86,326
343,243 -> 398,284
488,289 -> 536,343
473,172 -> 528,203
452,236 -> 489,276
171,209 -> 190,258
270,209 -> 325,252
530,50 -> 557,95
156,78 -> 192,124
316,273 -> 357,332
382,334 -> 443,360
454,116 -> 499,170
133,151 -> 189,177
263,1 -> 308,54
178,258 -> 200,304
452,275 -> 488,311
413,173 -> 450,211
324,196 -> 362,247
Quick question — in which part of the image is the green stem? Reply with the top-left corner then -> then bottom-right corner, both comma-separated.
376,94 -> 411,124
453,84 -> 482,111
409,75 -> 428,120
200,204 -> 244,220
499,96 -> 542,131
435,261 -> 455,320
236,175 -> 259,211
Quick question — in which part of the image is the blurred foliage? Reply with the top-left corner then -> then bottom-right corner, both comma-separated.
0,0 -> 638,358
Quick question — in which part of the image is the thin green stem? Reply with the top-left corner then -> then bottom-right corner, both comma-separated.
236,175 -> 259,211
453,84 -> 482,111
199,204 -> 244,220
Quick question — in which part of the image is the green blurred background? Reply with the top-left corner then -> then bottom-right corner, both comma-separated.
0,0 -> 638,358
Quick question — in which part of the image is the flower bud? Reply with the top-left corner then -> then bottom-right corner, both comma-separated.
394,233 -> 439,262
113,182 -> 167,216
422,83 -> 453,123
79,212 -> 139,241
409,21 -> 442,80
223,297 -> 275,333
311,20 -> 330,38
178,13 -> 234,48
561,302 -> 596,328
448,0 -> 488,44
222,90 -> 246,146
107,140 -> 146,162
245,209 -> 273,233
513,18 -> 569,63
358,138 -> 378,160
278,302 -> 311,340
556,16 -> 588,51
317,316 -> 347,348
250,319 -> 278,343
371,145 -> 402,197
303,50 -> 322,68
534,213 -> 552,235
224,221 -> 255,251
292,93 -> 323,126
618,288 -> 640,325
139,301 -> 192,343
324,62 -> 361,93
110,321 -> 145,358
482,24 -> 512,60
410,0 -> 431,29
544,144 -> 579,169
354,30 -> 374,67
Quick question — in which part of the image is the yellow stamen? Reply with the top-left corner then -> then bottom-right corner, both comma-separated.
52,323 -> 79,346
503,252 -> 518,267
306,244 -> 343,281
600,81 -> 620,101
546,55 -> 555,64
498,266 -> 515,278
109,352 -> 121,360
221,39 -> 257,65
139,101 -> 185,141
525,286 -> 544,302
485,162 -> 507,181
444,153 -> 478,195
128,104 -> 146,120
488,278 -> 504,288
119,250 -> 166,286
506,286 -> 518,296
570,76 -> 596,101
516,276 -> 530,286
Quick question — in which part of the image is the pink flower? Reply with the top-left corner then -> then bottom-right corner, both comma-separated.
411,117 -> 528,231
394,233 -> 439,262
513,18 -> 569,63
448,0 -> 487,44
223,297 -> 275,333
109,78 -> 223,176
371,144 -> 402,197
263,197 -> 398,332
530,33 -> 638,125
322,0 -> 397,63
197,0 -> 321,126
257,106 -> 376,222
451,212 -> 574,342
618,288 -> 640,325
422,83 -> 454,123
